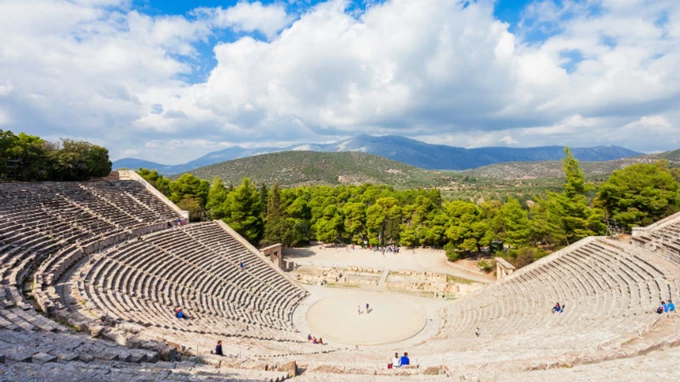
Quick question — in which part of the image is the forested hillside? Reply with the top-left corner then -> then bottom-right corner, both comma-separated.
181,151 -> 458,188
136,149 -> 680,270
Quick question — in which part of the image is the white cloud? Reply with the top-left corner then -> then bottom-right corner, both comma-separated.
199,1 -> 292,39
1,0 -> 680,163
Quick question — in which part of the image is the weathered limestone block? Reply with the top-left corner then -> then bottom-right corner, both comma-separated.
88,324 -> 105,338
31,352 -> 57,364
103,329 -> 128,346
282,360 -> 298,377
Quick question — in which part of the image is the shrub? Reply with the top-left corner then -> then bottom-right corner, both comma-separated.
444,242 -> 459,262
477,259 -> 494,273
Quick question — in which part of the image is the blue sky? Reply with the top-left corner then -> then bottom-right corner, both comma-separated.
1,0 -> 679,163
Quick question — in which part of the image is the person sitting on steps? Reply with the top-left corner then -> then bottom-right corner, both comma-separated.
211,340 -> 223,356
552,302 -> 561,314
391,352 -> 400,369
657,302 -> 665,314
668,300 -> 675,313
399,352 -> 410,367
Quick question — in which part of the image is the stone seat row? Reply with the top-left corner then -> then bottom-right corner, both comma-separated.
0,181 -> 183,340
434,238 -> 678,353
78,282 -> 301,343
71,222 -> 307,340
84,255 -> 291,331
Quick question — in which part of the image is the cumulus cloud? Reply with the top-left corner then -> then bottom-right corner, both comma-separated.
1,0 -> 680,163
202,1 -> 293,39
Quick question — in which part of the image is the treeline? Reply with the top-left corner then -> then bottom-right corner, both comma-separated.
137,149 -> 680,268
0,129 -> 111,181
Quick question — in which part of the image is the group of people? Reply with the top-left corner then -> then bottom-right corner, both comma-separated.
370,245 -> 400,255
657,300 -> 676,314
552,302 -> 565,314
307,334 -> 324,344
389,352 -> 410,369
358,303 -> 371,315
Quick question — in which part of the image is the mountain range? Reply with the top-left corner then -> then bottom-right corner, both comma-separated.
113,135 -> 642,174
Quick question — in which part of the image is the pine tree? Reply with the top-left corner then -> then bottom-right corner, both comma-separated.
221,177 -> 264,244
546,148 -> 605,245
499,197 -> 531,248
595,162 -> 679,230
259,183 -> 268,218
263,184 -> 293,245
206,177 -> 228,220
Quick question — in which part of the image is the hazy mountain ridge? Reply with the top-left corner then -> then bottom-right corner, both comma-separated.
463,152 -> 680,179
113,135 -> 642,175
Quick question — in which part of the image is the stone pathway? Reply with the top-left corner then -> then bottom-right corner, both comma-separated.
378,269 -> 389,288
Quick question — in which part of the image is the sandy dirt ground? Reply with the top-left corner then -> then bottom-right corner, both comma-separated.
286,246 -> 495,283
295,285 -> 450,349
306,290 -> 426,345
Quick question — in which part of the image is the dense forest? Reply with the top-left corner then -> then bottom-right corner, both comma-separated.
138,148 -> 680,269
0,129 -> 111,181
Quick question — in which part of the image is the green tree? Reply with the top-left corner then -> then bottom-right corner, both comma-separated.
545,148 -> 606,245
343,202 -> 367,244
206,177 -> 229,220
169,174 -> 210,208
137,168 -> 172,195
177,198 -> 203,222
313,204 -> 344,243
221,177 -> 264,244
263,184 -> 295,245
49,139 -> 111,181
366,197 -> 402,245
5,132 -> 48,180
595,162 -> 679,230
259,183 -> 268,218
444,200 -> 488,254
499,198 -> 531,247
0,130 -> 110,181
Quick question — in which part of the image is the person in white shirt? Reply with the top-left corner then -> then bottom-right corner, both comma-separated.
391,352 -> 400,368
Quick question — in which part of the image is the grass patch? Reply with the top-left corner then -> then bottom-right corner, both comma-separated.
446,275 -> 475,284
325,283 -> 360,289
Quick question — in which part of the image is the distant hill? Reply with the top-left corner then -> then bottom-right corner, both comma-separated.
463,152 -> 679,180
288,135 -> 641,170
113,135 -> 641,174
179,151 -> 459,189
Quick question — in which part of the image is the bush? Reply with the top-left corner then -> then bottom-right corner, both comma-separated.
444,242 -> 459,262
477,259 -> 494,273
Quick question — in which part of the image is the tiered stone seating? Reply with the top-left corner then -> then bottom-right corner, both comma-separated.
71,222 -> 308,342
0,181 -> 181,332
416,237 -> 680,364
0,329 -> 292,382
632,214 -> 680,265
